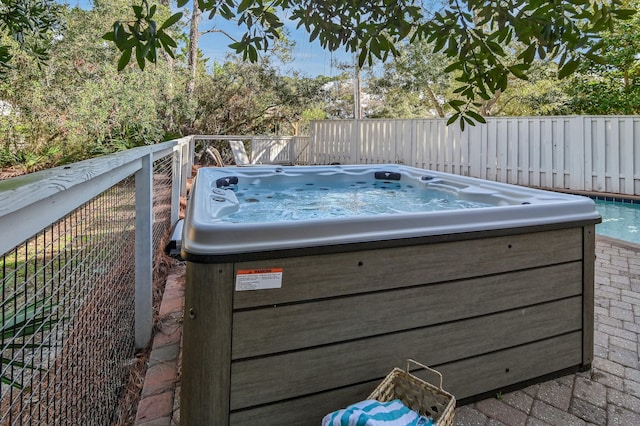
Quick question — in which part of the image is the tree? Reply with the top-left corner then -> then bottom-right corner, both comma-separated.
107,0 -> 634,126
0,0 -> 62,72
556,0 -> 640,114
190,57 -> 326,135
367,38 -> 453,118
0,1 -> 184,171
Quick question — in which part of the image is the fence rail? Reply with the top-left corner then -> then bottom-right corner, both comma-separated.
192,135 -> 311,165
309,116 -> 640,196
0,138 -> 192,425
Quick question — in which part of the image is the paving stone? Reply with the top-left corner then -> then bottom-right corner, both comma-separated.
597,323 -> 637,342
607,388 -> 640,413
453,406 -> 488,426
501,391 -> 535,415
522,384 -> 540,399
530,400 -> 586,426
152,322 -> 182,348
593,344 -> 607,359
141,360 -> 178,398
595,297 -> 609,309
590,369 -> 624,391
593,330 -> 609,348
610,295 -> 632,307
611,259 -> 631,270
624,367 -> 640,383
569,398 -> 607,424
594,306 -> 608,316
609,336 -> 637,352
149,344 -> 180,367
487,419 -> 508,426
621,289 -> 640,305
555,375 -> 575,388
525,418 -> 551,426
136,417 -> 171,426
592,358 -> 625,378
158,296 -> 184,317
573,376 -> 607,408
608,345 -> 639,369
475,398 -> 528,426
596,290 -> 622,302
536,381 -> 572,411
596,314 -> 623,328
607,404 -> 640,426
624,378 -> 640,400
135,392 -> 173,424
622,320 -> 640,334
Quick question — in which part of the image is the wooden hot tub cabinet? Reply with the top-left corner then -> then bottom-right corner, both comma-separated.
181,222 -> 597,425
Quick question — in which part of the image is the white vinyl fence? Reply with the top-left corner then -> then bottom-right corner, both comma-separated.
309,116 -> 640,196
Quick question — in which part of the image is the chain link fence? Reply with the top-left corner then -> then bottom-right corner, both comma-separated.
1,141 -> 187,425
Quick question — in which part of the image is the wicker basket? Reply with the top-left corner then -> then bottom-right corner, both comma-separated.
368,359 -> 456,426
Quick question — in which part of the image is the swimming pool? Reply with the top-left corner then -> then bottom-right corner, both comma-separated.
595,199 -> 640,245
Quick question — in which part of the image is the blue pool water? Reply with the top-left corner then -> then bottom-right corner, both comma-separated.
595,199 -> 640,244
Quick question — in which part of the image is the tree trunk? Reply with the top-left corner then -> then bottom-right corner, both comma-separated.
186,1 -> 200,101
481,89 -> 502,116
424,84 -> 445,118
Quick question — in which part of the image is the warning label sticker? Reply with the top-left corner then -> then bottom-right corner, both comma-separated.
235,268 -> 283,291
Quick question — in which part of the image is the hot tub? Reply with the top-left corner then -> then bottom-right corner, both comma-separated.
181,164 -> 601,425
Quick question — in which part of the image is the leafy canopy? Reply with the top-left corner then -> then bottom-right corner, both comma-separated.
0,0 -> 62,72
103,0 -> 634,126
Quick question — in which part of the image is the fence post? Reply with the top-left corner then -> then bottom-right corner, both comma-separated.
171,144 -> 183,225
569,116 -> 585,191
135,152 -> 154,349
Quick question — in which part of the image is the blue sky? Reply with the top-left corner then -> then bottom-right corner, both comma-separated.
64,0 -> 353,77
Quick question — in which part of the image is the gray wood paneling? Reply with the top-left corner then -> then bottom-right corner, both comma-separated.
583,225 -> 596,366
230,297 -> 582,410
232,262 -> 583,358
182,263 -> 235,425
229,382 -> 378,425
228,333 -> 582,425
440,332 -> 583,399
233,228 -> 583,308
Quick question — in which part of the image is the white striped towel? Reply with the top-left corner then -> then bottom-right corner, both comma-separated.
322,399 -> 435,426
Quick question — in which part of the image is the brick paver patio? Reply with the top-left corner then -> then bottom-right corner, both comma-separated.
135,237 -> 640,425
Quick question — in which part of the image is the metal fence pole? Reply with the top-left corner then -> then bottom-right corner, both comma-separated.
171,145 -> 183,225
135,153 -> 153,349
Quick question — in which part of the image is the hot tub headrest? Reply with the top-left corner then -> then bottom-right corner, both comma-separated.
374,171 -> 401,181
216,176 -> 239,188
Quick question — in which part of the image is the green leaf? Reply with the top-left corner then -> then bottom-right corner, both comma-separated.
558,59 -> 580,79
158,31 -> 177,48
465,110 -> 486,124
248,45 -> 258,62
358,47 -> 368,68
117,48 -> 131,71
508,65 -> 529,80
443,62 -> 461,73
160,12 -> 183,30
135,44 -> 146,70
238,0 -> 253,13
102,31 -> 115,42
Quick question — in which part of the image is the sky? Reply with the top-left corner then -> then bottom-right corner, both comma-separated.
64,0 -> 354,77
